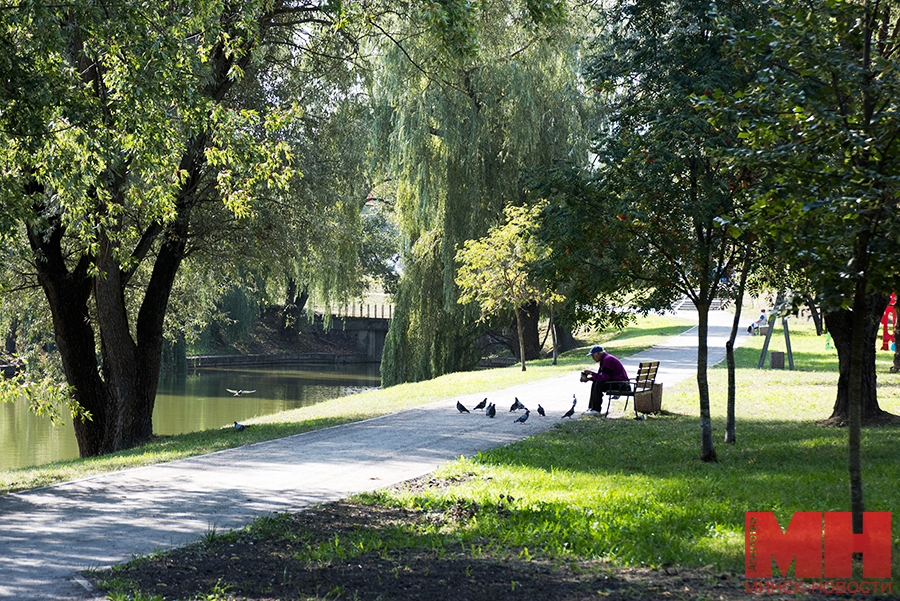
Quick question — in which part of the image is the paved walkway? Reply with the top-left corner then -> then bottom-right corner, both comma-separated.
0,310 -> 749,600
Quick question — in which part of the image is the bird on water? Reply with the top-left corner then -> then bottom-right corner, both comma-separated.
227,389 -> 256,397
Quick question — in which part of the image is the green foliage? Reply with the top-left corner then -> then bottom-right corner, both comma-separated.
456,203 -> 563,368
359,201 -> 401,295
456,203 -> 561,319
532,0 -> 766,461
708,0 -> 900,306
704,0 -> 900,522
536,0 -> 763,324
0,0 -> 377,444
375,0 -> 595,385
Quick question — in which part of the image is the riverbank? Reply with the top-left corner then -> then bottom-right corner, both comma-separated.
0,314 -> 694,495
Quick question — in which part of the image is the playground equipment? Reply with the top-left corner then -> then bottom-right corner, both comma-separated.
881,293 -> 896,351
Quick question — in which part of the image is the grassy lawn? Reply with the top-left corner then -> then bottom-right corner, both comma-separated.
359,317 -> 900,583
95,315 -> 900,600
0,313 -> 693,494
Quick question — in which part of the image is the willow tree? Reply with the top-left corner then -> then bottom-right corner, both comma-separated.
372,0 -> 594,385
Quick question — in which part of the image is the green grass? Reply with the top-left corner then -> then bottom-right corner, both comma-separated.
92,314 -> 900,595
348,318 -> 900,584
0,313 -> 693,494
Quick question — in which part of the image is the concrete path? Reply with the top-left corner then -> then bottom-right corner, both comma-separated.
0,310 -> 749,600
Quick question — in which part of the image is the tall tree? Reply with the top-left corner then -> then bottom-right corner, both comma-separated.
535,0 -> 761,461
0,0 -> 377,457
372,0 -> 593,386
710,0 -> 900,526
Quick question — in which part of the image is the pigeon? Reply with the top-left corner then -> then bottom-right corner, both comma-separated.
486,403 -> 496,418
514,409 -> 530,424
537,404 -> 545,417
509,397 -> 525,412
473,398 -> 487,410
456,400 -> 470,413
227,389 -> 256,397
233,421 -> 250,431
562,396 -> 577,419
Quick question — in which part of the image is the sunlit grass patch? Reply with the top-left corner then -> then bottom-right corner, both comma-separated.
364,318 -> 900,583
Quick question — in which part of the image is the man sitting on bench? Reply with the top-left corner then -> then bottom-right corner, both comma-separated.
581,346 -> 630,416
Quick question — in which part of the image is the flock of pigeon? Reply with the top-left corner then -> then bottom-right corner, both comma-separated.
231,388 -> 581,431
456,394 -> 578,422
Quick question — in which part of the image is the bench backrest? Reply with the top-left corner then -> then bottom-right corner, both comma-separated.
634,361 -> 659,393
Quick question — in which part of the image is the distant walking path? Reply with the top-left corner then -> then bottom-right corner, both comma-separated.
0,310 -> 748,600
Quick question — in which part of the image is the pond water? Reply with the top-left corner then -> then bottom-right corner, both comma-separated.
0,363 -> 381,471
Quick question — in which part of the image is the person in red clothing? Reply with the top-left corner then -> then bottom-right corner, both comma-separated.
580,345 -> 630,415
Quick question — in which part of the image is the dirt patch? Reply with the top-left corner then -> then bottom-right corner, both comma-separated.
91,499 -> 856,601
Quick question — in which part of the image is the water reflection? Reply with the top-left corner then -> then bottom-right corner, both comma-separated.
0,363 -> 381,471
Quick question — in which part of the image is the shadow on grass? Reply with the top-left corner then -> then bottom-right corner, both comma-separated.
423,413 -> 900,577
722,345 -> 840,374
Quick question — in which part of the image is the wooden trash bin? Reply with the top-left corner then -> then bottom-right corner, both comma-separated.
770,351 -> 785,369
634,383 -> 663,414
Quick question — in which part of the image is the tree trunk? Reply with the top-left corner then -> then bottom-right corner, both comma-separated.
549,302 -> 558,365
281,279 -> 310,341
725,251 -> 751,444
4,316 -> 17,356
24,144 -> 195,458
554,322 -> 577,353
509,300 -> 541,361
824,294 -> 888,423
806,294 -> 824,336
696,298 -> 718,462
514,306 -> 527,371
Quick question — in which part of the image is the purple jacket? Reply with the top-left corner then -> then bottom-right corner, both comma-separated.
587,354 -> 629,383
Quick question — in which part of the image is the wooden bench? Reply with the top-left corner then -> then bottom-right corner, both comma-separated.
605,361 -> 661,417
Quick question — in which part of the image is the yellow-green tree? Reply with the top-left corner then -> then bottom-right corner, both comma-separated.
456,205 -> 562,371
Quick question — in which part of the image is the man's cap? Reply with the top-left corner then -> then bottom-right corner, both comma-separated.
587,345 -> 604,356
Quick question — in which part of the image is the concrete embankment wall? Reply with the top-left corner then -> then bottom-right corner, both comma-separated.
186,353 -> 377,369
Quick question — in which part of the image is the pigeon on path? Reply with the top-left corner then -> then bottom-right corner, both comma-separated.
562,396 -> 577,419
456,400 -> 470,413
486,403 -> 497,418
509,397 -> 525,412
537,404 -> 545,417
473,398 -> 487,410
514,409 -> 530,424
